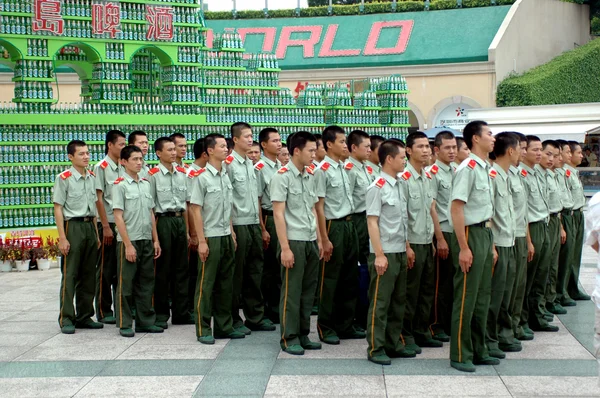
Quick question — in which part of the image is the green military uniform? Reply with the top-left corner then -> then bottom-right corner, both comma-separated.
565,164 -> 588,300
346,156 -> 376,329
449,154 -> 494,369
225,150 -> 270,330
428,160 -> 455,340
487,165 -> 516,355
365,160 -> 381,178
508,165 -> 529,342
190,163 -> 238,339
544,168 -> 564,312
186,164 -> 204,315
315,155 -> 359,340
519,164 -> 552,331
556,166 -> 576,306
398,162 -> 436,348
94,156 -> 122,322
139,161 -> 150,179
271,161 -> 320,350
113,173 -> 157,331
256,156 -> 283,323
365,172 -> 412,360
148,162 -> 190,325
53,167 -> 99,328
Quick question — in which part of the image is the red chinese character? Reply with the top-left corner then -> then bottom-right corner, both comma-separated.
293,81 -> 308,98
146,6 -> 173,41
33,0 -> 64,35
92,1 -> 121,38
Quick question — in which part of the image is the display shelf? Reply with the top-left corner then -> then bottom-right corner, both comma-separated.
0,162 -> 70,167
161,81 -> 202,86
0,141 -> 104,146
219,48 -> 245,53
203,66 -> 246,71
90,100 -> 134,105
13,98 -> 55,103
174,62 -> 202,67
0,204 -> 54,210
375,90 -> 410,94
12,77 -> 55,82
0,11 -> 31,17
80,93 -> 92,97
162,101 -> 203,105
298,106 -> 326,109
380,107 -> 410,111
201,104 -> 296,109
203,85 -> 280,90
0,183 -> 55,189
0,34 -> 207,48
119,0 -> 202,8
256,68 -> 281,72
121,19 -> 146,25
0,114 -> 207,125
355,106 -> 383,110
22,56 -> 52,61
101,59 -> 129,64
89,79 -> 132,84
63,16 -> 92,21
327,105 -> 355,110
385,124 -> 412,127
203,122 -> 326,127
132,89 -> 150,93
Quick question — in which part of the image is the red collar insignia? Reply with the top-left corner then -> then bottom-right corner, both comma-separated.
255,162 -> 265,171
401,171 -> 411,181
320,162 -> 330,171
148,167 -> 160,176
99,160 -> 108,170
467,159 -> 477,170
225,155 -> 234,165
520,168 -> 527,177
425,171 -> 432,179
344,162 -> 354,170
60,170 -> 72,180
114,177 -> 125,185
375,177 -> 386,188
566,169 -> 571,178
366,165 -> 373,175
430,164 -> 439,175
306,166 -> 314,175
87,169 -> 95,177
176,166 -> 186,174
489,169 -> 497,179
277,167 -> 288,174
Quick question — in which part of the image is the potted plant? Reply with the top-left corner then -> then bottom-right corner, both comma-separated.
0,242 -> 10,272
31,244 -> 50,271
8,243 -> 31,272
45,237 -> 61,269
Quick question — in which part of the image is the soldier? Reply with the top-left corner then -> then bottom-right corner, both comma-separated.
519,136 -> 559,334
399,131 -> 443,352
366,135 -> 385,177
129,130 -> 150,179
346,130 -> 375,330
428,131 -> 457,343
171,132 -> 189,169
315,125 -> 363,344
456,137 -> 471,164
508,132 -> 531,346
486,133 -> 520,359
248,141 -> 261,165
113,145 -> 163,337
365,139 -> 417,365
190,133 -> 245,344
278,145 -> 290,166
227,122 -> 275,333
271,131 -> 323,355
54,140 -> 102,334
555,140 -> 576,308
542,141 -> 568,317
314,133 -> 327,168
566,141 -> 591,301
148,137 -> 191,328
449,121 -> 496,373
94,129 -> 126,325
256,128 -> 283,323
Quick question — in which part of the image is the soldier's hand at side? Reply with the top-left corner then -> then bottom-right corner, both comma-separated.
154,241 -> 161,259
458,248 -> 473,273
374,254 -> 388,276
59,238 -> 70,256
323,239 -> 333,262
406,247 -> 415,269
198,241 -> 209,263
527,241 -> 535,262
317,240 -> 324,260
262,229 -> 270,250
189,235 -> 199,248
281,247 -> 294,269
493,247 -> 498,266
97,239 -> 101,249
560,227 -> 567,245
125,244 -> 137,263
102,225 -> 114,245
232,231 -> 237,251
437,238 -> 449,260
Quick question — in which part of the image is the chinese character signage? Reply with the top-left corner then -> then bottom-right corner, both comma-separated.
92,1 -> 121,39
33,0 -> 64,35
146,5 -> 174,41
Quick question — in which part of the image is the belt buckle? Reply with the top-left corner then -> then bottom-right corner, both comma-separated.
485,220 -> 492,229
175,211 -> 182,217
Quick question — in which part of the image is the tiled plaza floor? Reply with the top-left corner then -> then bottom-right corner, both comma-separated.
0,247 -> 598,397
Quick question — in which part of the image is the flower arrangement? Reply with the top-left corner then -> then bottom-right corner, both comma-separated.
6,242 -> 32,262
0,242 -> 7,262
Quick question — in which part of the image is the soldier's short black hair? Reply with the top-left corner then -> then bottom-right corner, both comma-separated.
463,121 -> 488,150
526,135 -> 542,148
568,140 -> 581,153
259,128 -> 278,145
128,130 -> 146,145
226,138 -> 234,151
347,130 -> 369,153
369,135 -> 385,152
230,122 -> 252,139
542,140 -> 559,151
493,132 -> 519,158
252,141 -> 260,148
289,131 -> 316,155
105,129 -> 126,155
556,139 -> 569,150
322,125 -> 345,151
154,136 -> 174,152
456,137 -> 467,150
314,133 -> 323,148
378,139 -> 405,166
205,133 -> 225,154
121,145 -> 142,161
433,131 -> 456,148
193,138 -> 205,160
67,140 -> 87,156
406,131 -> 429,149
169,132 -> 186,141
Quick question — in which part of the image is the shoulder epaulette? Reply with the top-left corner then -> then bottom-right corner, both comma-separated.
59,170 -> 72,180
277,167 -> 288,174
320,162 -> 330,171
430,164 -> 439,175
375,177 -> 386,188
114,177 -> 125,185
425,171 -> 432,179
566,169 -> 571,178
187,169 -> 203,179
255,161 -> 265,171
176,166 -> 186,174
366,165 -> 373,175
344,162 -> 354,170
401,171 -> 411,181
520,169 -> 527,178
489,169 -> 497,179
225,155 -> 234,165
87,169 -> 95,177
306,165 -> 314,175
99,160 -> 108,170
141,178 -> 149,182
148,167 -> 160,176
467,159 -> 477,170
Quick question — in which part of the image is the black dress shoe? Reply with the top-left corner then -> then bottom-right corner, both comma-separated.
531,324 -> 559,332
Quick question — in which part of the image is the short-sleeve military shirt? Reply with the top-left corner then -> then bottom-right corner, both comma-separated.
509,165 -> 528,238
186,164 -> 205,202
555,167 -> 574,210
365,160 -> 381,178
565,164 -> 585,210
430,160 -> 454,233
53,167 -> 97,220
225,150 -> 260,225
345,156 -> 376,214
148,162 -> 188,214
449,154 -> 494,227
366,171 -> 408,253
519,163 -> 549,223
256,156 -> 282,212
545,168 -> 563,214
112,173 -> 154,242
399,162 -> 434,244
490,165 -> 515,247
270,161 -> 318,241
190,163 -> 233,238
94,156 -> 122,223
315,155 -> 354,219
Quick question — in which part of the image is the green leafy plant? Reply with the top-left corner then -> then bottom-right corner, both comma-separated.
44,237 -> 60,260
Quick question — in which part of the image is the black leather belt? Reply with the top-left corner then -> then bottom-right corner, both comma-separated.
69,217 -> 94,222
470,220 -> 491,228
550,212 -> 560,218
156,211 -> 184,217
328,215 -> 352,222
262,209 -> 273,216
561,208 -> 573,216
353,211 -> 366,217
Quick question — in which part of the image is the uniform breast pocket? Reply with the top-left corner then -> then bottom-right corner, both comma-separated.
329,178 -> 342,193
144,193 -> 153,209
67,190 -> 83,201
440,181 -> 451,193
510,181 -> 522,194
125,193 -> 140,206
288,186 -> 303,208
233,174 -> 247,195
529,185 -> 540,198
156,186 -> 172,202
206,185 -> 222,201
175,185 -> 187,202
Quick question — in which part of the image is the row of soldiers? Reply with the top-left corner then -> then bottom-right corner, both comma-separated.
52,122 -> 589,370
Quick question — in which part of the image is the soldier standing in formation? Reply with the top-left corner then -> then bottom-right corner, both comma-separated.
129,130 -> 150,179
